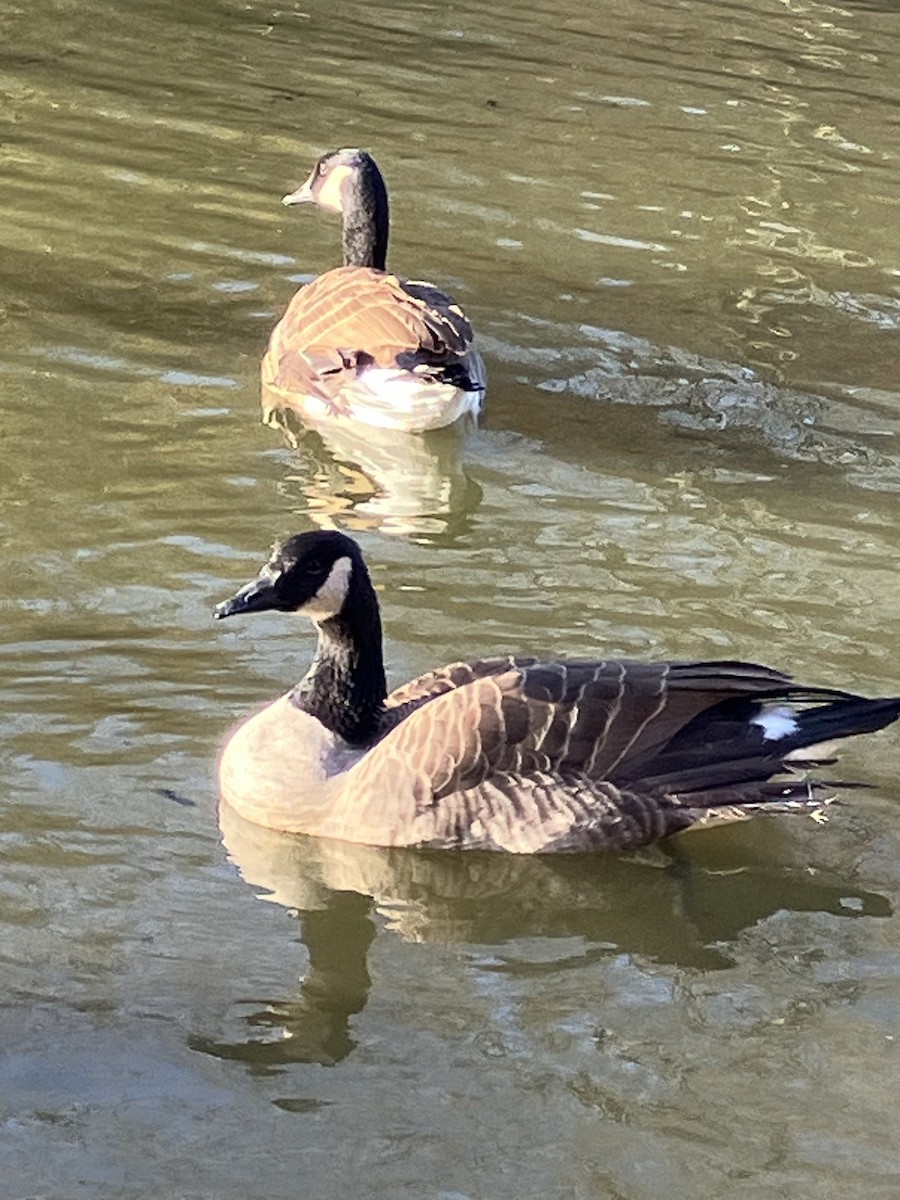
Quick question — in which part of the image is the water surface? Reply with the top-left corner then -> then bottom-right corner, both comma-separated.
3,0 -> 900,1197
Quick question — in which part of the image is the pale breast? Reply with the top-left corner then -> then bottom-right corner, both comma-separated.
217,694 -> 359,834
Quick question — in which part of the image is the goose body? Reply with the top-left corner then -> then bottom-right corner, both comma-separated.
261,148 -> 486,434
214,532 -> 900,854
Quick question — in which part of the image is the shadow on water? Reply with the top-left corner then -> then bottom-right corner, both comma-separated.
189,802 -> 891,1070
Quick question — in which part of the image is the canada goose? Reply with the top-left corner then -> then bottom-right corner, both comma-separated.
214,531 -> 900,853
261,148 -> 486,435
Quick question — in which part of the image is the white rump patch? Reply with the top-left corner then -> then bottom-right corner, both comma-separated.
300,555 -> 353,620
751,705 -> 798,742
339,367 -> 484,432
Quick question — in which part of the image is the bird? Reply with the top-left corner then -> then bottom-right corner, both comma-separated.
260,148 -> 487,435
213,530 -> 900,854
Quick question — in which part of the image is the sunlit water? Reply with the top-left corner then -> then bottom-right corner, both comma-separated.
3,0 -> 900,1196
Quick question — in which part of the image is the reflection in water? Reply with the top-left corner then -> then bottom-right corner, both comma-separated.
188,890 -> 375,1071
266,404 -> 483,538
205,801 -> 891,1068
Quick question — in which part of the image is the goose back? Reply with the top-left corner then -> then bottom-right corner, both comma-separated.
261,266 -> 485,431
331,657 -> 864,851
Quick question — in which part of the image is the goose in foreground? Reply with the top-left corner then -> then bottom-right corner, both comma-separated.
214,532 -> 900,853
261,148 -> 486,435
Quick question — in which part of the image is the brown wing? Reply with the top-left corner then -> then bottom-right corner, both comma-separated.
262,265 -> 476,398
346,656 -> 839,852
380,656 -> 801,787
341,657 -> 896,852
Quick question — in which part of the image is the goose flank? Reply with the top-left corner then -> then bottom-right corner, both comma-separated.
214,531 -> 900,853
261,148 -> 486,434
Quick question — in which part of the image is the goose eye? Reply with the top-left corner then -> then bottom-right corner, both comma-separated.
304,558 -> 323,575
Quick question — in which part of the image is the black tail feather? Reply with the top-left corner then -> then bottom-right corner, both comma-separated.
789,696 -> 900,751
624,693 -> 900,800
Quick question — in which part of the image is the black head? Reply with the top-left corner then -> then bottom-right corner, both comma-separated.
214,531 -> 366,622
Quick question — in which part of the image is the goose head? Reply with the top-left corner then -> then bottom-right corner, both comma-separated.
214,530 -> 365,624
215,531 -> 387,744
282,148 -> 390,270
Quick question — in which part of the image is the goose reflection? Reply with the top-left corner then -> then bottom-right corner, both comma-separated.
267,403 -> 482,538
188,887 -> 374,1071
194,801 -> 890,1070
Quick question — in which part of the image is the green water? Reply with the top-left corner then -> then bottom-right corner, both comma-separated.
3,0 -> 900,1196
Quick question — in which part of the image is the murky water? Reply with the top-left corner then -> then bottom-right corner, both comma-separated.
3,0 -> 900,1196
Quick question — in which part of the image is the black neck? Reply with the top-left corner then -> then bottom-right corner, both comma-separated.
292,567 -> 387,745
341,164 -> 389,270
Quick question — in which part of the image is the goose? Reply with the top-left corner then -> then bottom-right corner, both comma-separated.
214,531 -> 900,853
261,148 -> 486,435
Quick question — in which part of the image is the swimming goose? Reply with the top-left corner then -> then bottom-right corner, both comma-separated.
261,148 -> 486,434
214,531 -> 900,853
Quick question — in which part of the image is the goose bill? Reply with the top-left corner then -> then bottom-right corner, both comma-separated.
282,179 -> 315,206
214,569 -> 282,620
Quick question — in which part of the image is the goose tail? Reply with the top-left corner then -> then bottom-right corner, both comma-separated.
630,692 -> 900,843
782,694 -> 900,758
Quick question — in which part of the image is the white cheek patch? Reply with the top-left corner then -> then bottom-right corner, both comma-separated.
752,705 -> 799,742
316,164 -> 353,213
299,556 -> 353,620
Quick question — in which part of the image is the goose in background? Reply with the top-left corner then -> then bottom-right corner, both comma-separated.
261,148 -> 486,435
213,531 -> 900,854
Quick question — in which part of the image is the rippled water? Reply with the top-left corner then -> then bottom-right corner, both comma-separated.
3,0 -> 900,1196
